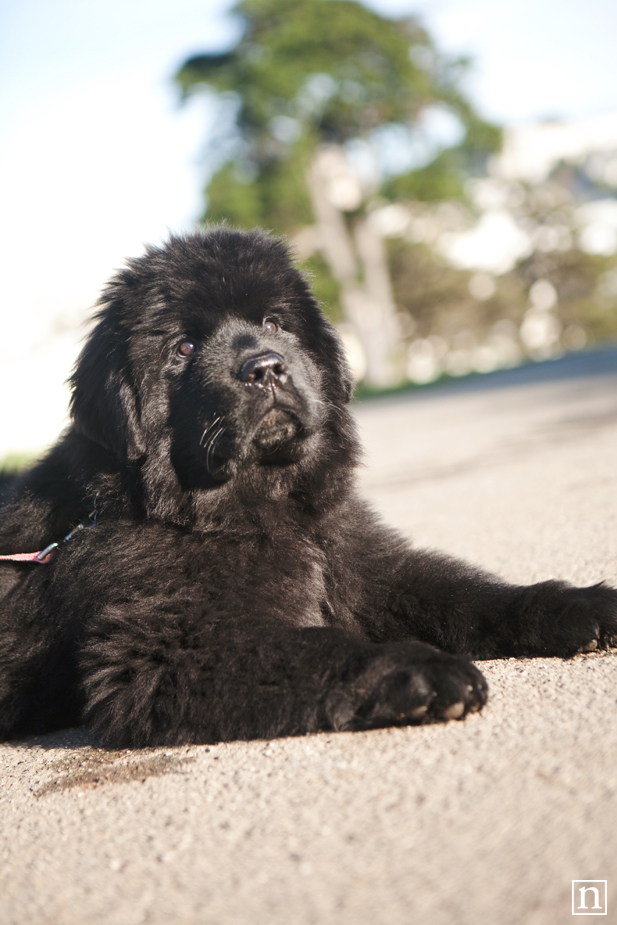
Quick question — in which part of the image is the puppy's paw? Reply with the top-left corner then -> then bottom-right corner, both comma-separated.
325,643 -> 488,732
556,583 -> 617,656
521,581 -> 617,657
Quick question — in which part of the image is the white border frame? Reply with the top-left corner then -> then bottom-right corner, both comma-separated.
572,880 -> 607,915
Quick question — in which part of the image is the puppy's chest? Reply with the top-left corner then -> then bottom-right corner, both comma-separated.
246,534 -> 330,627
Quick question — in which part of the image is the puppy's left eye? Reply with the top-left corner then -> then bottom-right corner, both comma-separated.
177,341 -> 196,357
263,319 -> 278,334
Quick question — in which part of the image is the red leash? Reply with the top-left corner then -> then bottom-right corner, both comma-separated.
0,496 -> 99,566
0,551 -> 52,564
0,545 -> 58,564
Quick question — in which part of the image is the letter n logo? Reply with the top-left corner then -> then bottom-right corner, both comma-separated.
572,880 -> 607,915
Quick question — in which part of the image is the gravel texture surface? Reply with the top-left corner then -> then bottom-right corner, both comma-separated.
1,348 -> 616,925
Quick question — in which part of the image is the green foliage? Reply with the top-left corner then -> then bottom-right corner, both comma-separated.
381,118 -> 502,204
206,163 -> 265,228
514,248 -> 617,342
299,252 -> 343,321
177,0 -> 441,147
382,151 -> 465,203
388,239 -> 524,339
388,232 -> 617,350
206,140 -> 314,233
0,452 -> 36,474
462,115 -> 502,155
176,0 -> 499,224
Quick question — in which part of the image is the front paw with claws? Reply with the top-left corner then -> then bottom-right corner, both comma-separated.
324,642 -> 488,732
514,581 -> 617,657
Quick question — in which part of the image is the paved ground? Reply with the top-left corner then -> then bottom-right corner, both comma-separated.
1,347 -> 617,925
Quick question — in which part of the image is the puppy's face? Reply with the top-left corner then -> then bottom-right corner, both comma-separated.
71,230 -> 356,498
167,312 -> 325,486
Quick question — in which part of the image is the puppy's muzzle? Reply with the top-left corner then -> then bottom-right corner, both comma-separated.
239,353 -> 288,388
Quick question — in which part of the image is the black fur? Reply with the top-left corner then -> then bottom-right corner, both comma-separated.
1,228 -> 615,747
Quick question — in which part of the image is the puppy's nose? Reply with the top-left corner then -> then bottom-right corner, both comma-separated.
239,352 -> 288,386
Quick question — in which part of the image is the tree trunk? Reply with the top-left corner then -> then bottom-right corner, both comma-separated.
307,145 -> 403,389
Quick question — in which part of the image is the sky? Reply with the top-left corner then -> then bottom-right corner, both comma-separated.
1,0 -> 617,453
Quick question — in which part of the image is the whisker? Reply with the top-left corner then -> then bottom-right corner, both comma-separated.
311,398 -> 346,419
200,415 -> 222,447
206,423 -> 226,474
209,426 -> 225,469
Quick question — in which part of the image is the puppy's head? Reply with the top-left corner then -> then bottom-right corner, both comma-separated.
70,228 -> 358,512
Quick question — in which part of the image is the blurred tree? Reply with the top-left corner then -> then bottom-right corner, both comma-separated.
176,0 -> 500,386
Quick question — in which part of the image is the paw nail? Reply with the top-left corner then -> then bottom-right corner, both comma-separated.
443,701 -> 465,720
581,639 -> 599,653
409,705 -> 428,719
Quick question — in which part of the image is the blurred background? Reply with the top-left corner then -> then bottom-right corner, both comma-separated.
1,0 -> 617,461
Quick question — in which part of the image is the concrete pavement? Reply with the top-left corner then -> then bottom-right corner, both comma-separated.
1,347 -> 617,925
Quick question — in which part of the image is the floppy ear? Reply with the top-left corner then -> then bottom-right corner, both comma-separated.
332,333 -> 355,404
318,318 -> 355,404
69,313 -> 147,461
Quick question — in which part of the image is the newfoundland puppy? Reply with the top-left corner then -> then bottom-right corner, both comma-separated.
0,228 -> 615,747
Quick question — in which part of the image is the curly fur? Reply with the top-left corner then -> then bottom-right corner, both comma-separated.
1,227 -> 615,747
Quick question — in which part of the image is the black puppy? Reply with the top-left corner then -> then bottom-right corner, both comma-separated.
0,228 -> 615,747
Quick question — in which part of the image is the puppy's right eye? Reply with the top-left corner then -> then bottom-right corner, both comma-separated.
177,341 -> 196,357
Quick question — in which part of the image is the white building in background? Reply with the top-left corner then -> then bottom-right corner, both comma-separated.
495,110 -> 617,185
437,112 -> 617,275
